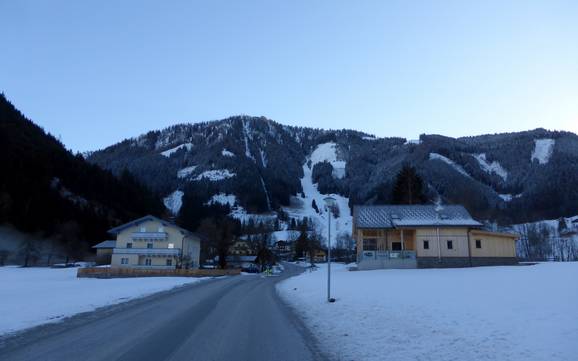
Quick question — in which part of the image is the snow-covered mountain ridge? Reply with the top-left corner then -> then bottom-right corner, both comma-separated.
88,117 -> 578,230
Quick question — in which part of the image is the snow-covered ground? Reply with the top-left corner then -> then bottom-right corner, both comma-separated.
473,153 -> 508,181
206,193 -> 237,207
531,138 -> 555,165
284,142 -> 352,243
176,165 -> 197,179
163,190 -> 184,215
278,263 -> 578,361
194,169 -> 236,181
0,266 -> 208,336
160,143 -> 193,157
429,153 -> 471,178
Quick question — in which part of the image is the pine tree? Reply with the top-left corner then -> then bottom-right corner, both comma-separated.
312,199 -> 319,213
391,165 -> 427,205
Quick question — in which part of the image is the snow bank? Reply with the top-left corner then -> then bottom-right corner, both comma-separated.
531,139 -> 555,165
278,263 -> 578,361
176,165 -> 197,179
0,267 -> 208,335
163,190 -> 184,215
473,153 -> 508,181
160,143 -> 193,157
193,169 -> 235,181
429,153 -> 471,178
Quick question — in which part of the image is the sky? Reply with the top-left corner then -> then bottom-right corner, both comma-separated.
1,0 -> 577,152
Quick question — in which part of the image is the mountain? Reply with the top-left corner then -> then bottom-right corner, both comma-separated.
0,94 -> 163,259
88,116 -> 578,239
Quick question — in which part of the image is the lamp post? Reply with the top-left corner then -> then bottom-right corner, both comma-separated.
323,196 -> 337,303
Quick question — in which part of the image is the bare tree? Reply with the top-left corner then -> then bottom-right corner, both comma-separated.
19,238 -> 40,267
0,249 -> 10,266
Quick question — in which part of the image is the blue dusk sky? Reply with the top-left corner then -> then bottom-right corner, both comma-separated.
1,0 -> 577,152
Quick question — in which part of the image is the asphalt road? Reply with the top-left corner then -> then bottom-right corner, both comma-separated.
0,264 -> 327,361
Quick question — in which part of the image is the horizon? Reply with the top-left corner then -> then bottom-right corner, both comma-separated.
2,1 -> 577,152
5,91 -> 575,154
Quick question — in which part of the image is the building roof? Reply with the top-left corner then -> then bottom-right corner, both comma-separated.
92,240 -> 116,249
353,205 -> 483,229
107,215 -> 195,236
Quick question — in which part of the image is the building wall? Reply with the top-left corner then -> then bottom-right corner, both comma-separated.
414,227 -> 470,258
469,231 -> 516,258
111,219 -> 200,268
356,226 -> 518,268
95,249 -> 113,265
115,219 -> 184,249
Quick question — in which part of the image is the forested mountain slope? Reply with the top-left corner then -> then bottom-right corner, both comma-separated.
0,94 -> 163,259
89,116 -> 578,238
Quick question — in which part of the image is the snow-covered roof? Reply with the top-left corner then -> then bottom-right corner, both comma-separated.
92,240 -> 116,249
353,205 -> 483,229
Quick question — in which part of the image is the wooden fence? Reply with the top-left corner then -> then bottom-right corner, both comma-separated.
77,267 -> 241,278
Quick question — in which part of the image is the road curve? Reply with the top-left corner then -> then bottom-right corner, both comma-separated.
0,264 -> 327,361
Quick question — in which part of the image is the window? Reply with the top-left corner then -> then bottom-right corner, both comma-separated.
121,258 -> 128,265
147,243 -> 153,249
140,226 -> 146,232
127,242 -> 132,248
423,240 -> 429,249
391,242 -> 402,251
447,240 -> 453,250
166,259 -> 172,266
168,243 -> 174,249
145,258 -> 152,266
476,239 -> 482,249
362,239 -> 377,251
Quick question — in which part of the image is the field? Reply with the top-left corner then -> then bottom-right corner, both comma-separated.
0,266 -> 208,335
277,262 -> 578,361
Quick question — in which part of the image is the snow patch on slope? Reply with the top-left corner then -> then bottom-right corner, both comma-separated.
160,143 -> 193,157
310,142 -> 347,179
194,169 -> 235,181
163,190 -> 184,215
176,166 -> 197,179
473,153 -> 508,181
284,143 -> 352,243
207,193 -> 236,206
531,139 -> 555,165
499,193 -> 522,202
242,119 -> 256,162
222,149 -> 235,157
429,153 -> 471,178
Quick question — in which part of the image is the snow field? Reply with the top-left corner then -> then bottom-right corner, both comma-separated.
278,262 -> 578,361
0,266 -> 208,335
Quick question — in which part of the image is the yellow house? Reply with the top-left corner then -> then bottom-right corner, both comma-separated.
109,215 -> 201,269
353,205 -> 518,270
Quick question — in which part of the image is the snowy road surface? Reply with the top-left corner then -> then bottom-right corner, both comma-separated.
278,262 -> 578,361
0,264 -> 326,361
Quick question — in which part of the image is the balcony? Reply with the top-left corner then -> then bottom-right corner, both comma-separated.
357,250 -> 417,270
130,232 -> 168,241
113,248 -> 181,256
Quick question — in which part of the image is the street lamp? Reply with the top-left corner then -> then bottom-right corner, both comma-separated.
324,196 -> 337,303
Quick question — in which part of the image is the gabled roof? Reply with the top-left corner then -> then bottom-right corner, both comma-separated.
92,240 -> 116,249
107,215 -> 194,236
353,205 -> 483,229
